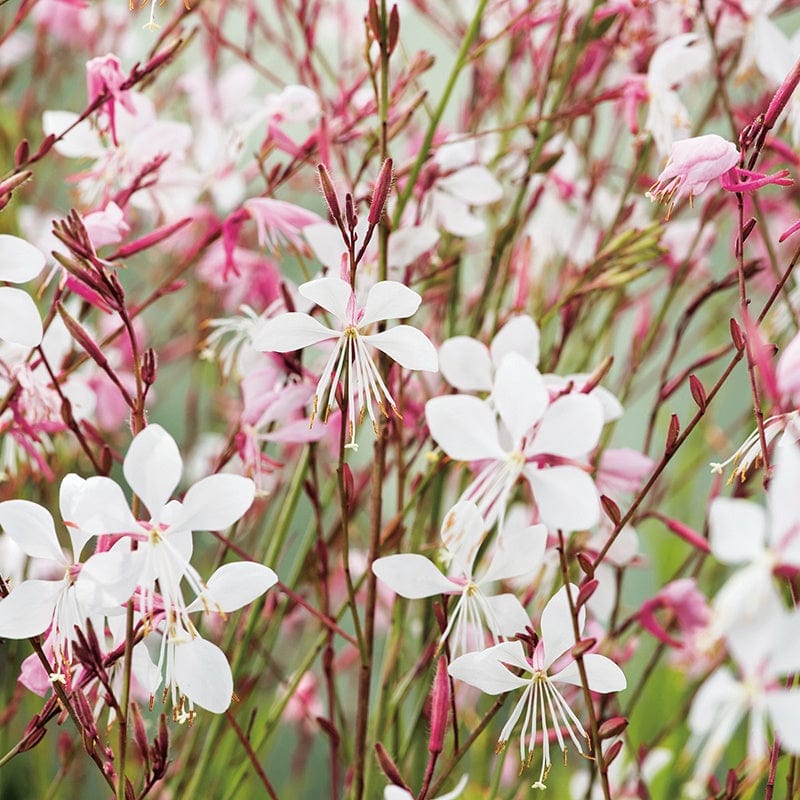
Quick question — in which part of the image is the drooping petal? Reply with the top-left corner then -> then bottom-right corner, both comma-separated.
171,635 -> 234,713
709,497 -> 767,564
360,281 -> 422,326
448,645 -> 529,695
439,336 -> 493,392
426,395 -> 504,462
525,465 -> 600,532
0,287 -> 43,347
550,654 -> 627,693
253,312 -> 336,353
186,561 -> 277,613
540,583 -> 585,669
766,689 -> 800,753
527,394 -> 604,458
492,354 -> 548,444
0,579 -> 62,638
169,474 -> 255,533
298,276 -> 352,322
0,235 -> 45,283
372,554 -> 456,599
490,315 -> 540,368
481,523 -> 546,584
0,500 -> 64,563
363,326 -> 438,371
123,424 -> 182,524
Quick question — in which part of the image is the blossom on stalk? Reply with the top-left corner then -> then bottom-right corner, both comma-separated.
426,353 -> 604,531
448,584 -> 626,787
373,501 -> 545,655
0,234 -> 45,347
254,276 -> 438,448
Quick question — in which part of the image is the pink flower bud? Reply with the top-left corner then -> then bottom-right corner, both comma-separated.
428,656 -> 450,754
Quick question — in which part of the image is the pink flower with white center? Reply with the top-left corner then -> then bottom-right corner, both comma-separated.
373,501 -> 546,656
426,353 -> 604,531
0,234 -> 45,347
0,476 -> 138,675
448,584 -> 626,787
253,276 -> 438,448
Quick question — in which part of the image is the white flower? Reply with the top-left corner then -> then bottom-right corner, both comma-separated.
373,501 -> 545,655
254,276 -> 438,448
0,234 -> 45,347
384,774 -> 468,800
449,584 -> 626,788
426,353 -> 604,531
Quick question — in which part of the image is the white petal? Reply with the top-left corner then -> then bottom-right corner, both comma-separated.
0,235 -> 45,282
768,440 -> 800,552
0,579 -> 62,638
433,774 -> 469,800
483,593 -> 530,638
688,667 -> 743,736
768,608 -> 800,677
426,395 -> 504,462
253,312 -> 336,353
540,583 -> 584,668
550,654 -> 627,693
430,192 -> 485,237
42,110 -> 104,159
528,394 -> 604,458
360,281 -> 421,326
186,562 -> 277,613
298,277 -> 352,321
304,223 -> 347,271
766,690 -> 800,753
384,788 -> 413,800
172,636 -> 233,713
441,501 -> 486,577
372,554 -> 455,599
526,466 -> 600,532
438,166 -> 503,205
490,315 -> 540,369
448,646 -> 528,695
709,497 -> 767,564
0,500 -> 64,562
387,225 -> 439,269
492,354 -> 548,443
481,523 -> 546,583
123,424 -> 182,523
68,476 -> 139,543
0,287 -> 43,347
170,474 -> 254,533
439,337 -> 493,392
77,546 -> 140,609
363,326 -> 438,371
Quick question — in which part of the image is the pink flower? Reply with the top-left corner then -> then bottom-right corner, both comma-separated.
85,54 -> 135,146
242,197 -> 323,253
82,201 -> 129,249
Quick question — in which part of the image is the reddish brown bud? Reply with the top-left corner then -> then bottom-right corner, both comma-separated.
14,139 -> 29,167
576,579 -> 599,609
600,494 -> 621,525
665,413 -> 680,453
58,303 -> 110,370
730,318 -> 745,351
374,742 -> 409,790
576,552 -> 595,577
388,5 -> 400,53
142,348 -> 158,387
689,373 -> 706,410
428,657 -> 450,754
598,716 -> 629,739
367,0 -> 380,42
131,703 -> 150,768
342,463 -> 355,512
368,158 -> 394,226
571,638 -> 596,658
604,739 -> 624,766
318,163 -> 343,225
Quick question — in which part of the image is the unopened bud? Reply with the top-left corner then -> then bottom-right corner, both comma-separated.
689,374 -> 706,411
374,742 -> 409,790
598,716 -> 628,739
576,552 -> 595,577
388,5 -> 400,53
665,413 -> 680,453
600,494 -> 621,525
14,139 -> 29,167
730,318 -> 745,351
142,348 -> 157,387
604,739 -> 623,766
428,656 -> 450,754
576,579 -> 599,609
318,164 -> 343,226
571,638 -> 596,658
368,158 -> 393,226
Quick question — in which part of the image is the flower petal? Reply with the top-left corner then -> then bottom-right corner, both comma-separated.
172,635 -> 233,713
481,523 -> 546,584
540,583 -> 584,669
0,287 -> 43,347
528,394 -> 604,458
448,645 -> 529,695
298,276 -> 352,321
253,312 -> 336,353
490,315 -> 540,368
483,593 -> 530,638
66,476 -> 139,548
363,326 -> 438,371
170,474 -> 255,533
439,336 -> 493,392
0,235 -> 45,283
42,110 -> 104,159
768,440 -> 800,553
709,497 -> 767,564
441,501 -> 485,578
492,354 -> 548,443
360,281 -> 421,326
525,465 -> 600,532
550,654 -> 627,693
438,165 -> 503,205
0,579 -> 62,638
372,554 -> 455,599
766,689 -> 800,753
123,424 -> 182,523
426,395 -> 504,462
388,225 -> 439,269
304,223 -> 346,271
0,500 -> 64,562
187,561 -> 277,613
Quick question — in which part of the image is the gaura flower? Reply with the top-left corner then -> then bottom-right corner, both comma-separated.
448,584 -> 626,788
254,275 -> 438,448
372,501 -> 546,655
0,234 -> 45,348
